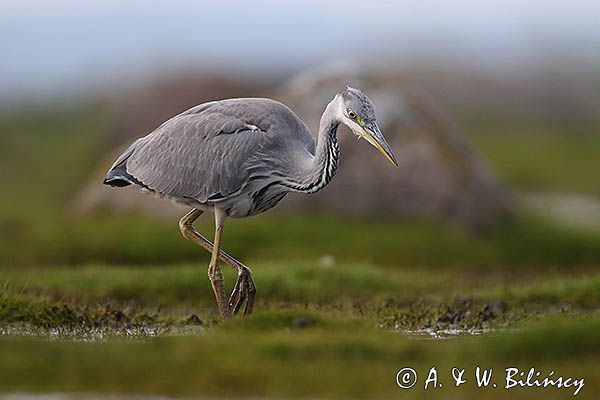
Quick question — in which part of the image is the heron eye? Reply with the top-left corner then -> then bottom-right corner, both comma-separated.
347,110 -> 357,119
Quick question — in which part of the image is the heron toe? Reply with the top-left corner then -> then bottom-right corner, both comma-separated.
229,267 -> 256,315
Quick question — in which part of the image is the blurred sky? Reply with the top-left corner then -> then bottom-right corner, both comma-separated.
1,0 -> 600,103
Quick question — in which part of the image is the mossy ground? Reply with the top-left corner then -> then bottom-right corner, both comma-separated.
0,296 -> 598,399
1,263 -> 598,337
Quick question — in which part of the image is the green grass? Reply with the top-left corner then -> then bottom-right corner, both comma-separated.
1,263 -> 598,331
0,106 -> 112,215
3,211 -> 600,268
0,313 -> 597,398
0,263 -> 600,399
0,261 -> 598,397
465,126 -> 600,196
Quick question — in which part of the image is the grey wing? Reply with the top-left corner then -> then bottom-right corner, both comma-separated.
111,104 -> 270,203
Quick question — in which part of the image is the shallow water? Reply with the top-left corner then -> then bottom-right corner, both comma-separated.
0,322 -> 497,342
0,324 -> 205,342
401,327 -> 497,339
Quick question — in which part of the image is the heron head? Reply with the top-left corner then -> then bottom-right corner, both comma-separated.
337,86 -> 398,166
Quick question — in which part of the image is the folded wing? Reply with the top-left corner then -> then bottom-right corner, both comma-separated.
106,102 -> 270,203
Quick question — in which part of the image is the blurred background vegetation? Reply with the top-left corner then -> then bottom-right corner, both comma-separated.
1,62 -> 600,268
1,1 -> 599,398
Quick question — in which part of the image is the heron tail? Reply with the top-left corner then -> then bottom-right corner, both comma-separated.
103,159 -> 133,187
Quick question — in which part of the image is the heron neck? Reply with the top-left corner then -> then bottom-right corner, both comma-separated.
314,105 -> 341,183
283,101 -> 340,194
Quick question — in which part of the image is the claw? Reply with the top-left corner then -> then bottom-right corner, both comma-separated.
228,267 -> 256,315
244,279 -> 256,315
228,275 -> 242,310
233,285 -> 247,314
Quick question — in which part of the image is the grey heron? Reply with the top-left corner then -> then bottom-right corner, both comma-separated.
103,86 -> 398,319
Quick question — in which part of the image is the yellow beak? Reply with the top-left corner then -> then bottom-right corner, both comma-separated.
363,125 -> 398,166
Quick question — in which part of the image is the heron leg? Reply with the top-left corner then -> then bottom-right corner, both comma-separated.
178,209 -> 256,316
207,208 -> 231,319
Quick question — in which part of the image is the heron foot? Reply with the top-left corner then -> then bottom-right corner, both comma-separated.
208,264 -> 232,319
228,266 -> 256,315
